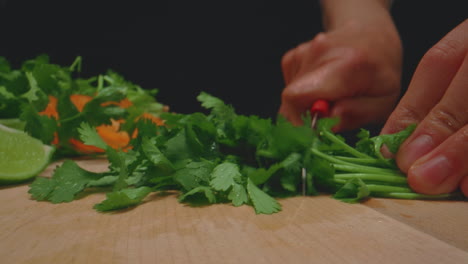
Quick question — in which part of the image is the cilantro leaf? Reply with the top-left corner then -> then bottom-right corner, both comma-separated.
247,163 -> 282,185
22,72 -> 46,104
333,178 -> 370,203
247,178 -> 281,214
373,124 -> 417,154
259,116 -> 315,160
210,162 -> 241,191
106,148 -> 131,191
94,187 -> 152,211
179,186 -> 217,204
20,104 -> 57,144
197,91 -> 231,115
197,92 -> 237,145
28,160 -> 103,203
228,183 -> 249,207
279,153 -> 302,192
80,86 -> 128,125
173,160 -> 215,191
78,122 -> 108,150
141,137 -> 175,174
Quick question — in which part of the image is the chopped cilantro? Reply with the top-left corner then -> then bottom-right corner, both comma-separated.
1,55 -> 461,215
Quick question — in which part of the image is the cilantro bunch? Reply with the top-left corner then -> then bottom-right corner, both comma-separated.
310,119 -> 461,202
28,92 -> 463,214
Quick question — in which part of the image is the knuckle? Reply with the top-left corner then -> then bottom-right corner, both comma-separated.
343,48 -> 376,73
428,106 -> 464,134
310,33 -> 329,50
421,38 -> 462,65
391,104 -> 423,128
281,85 -> 295,101
281,82 -> 307,102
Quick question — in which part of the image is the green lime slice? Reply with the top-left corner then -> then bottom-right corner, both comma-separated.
0,124 -> 55,184
0,118 -> 26,131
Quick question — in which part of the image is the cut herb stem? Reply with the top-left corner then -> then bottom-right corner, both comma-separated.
311,148 -> 403,176
373,192 -> 462,200
321,130 -> 370,159
335,173 -> 408,184
334,156 -> 391,167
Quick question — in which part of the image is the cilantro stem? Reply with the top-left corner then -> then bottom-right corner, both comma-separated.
97,75 -> 104,91
373,192 -> 462,200
334,156 -> 391,167
321,130 -> 370,158
333,180 -> 413,193
333,164 -> 402,175
103,75 -> 114,84
366,185 -> 413,193
335,173 -> 408,184
59,113 -> 83,123
69,56 -> 82,72
311,148 -> 402,175
256,149 -> 276,159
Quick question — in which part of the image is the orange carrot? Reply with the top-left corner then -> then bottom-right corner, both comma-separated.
101,98 -> 133,108
96,119 -> 131,151
39,95 -> 59,119
70,94 -> 93,112
69,138 -> 106,154
132,113 -> 165,138
138,113 -> 165,126
38,94 -> 163,154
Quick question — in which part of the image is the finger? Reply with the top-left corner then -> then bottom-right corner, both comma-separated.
397,49 -> 468,172
406,125 -> 468,195
281,49 -> 296,85
280,46 -> 379,127
331,94 -> 398,131
381,19 -> 468,135
281,41 -> 313,85
279,59 -> 344,125
282,33 -> 331,86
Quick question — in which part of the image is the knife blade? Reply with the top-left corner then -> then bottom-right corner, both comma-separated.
302,99 -> 330,196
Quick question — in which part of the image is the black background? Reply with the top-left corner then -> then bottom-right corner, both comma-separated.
1,1 -> 466,121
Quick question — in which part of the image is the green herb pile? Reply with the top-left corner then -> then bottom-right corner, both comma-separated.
1,55 -> 463,214
29,93 -> 462,214
0,55 -> 165,156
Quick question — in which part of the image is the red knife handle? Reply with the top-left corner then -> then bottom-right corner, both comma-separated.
310,99 -> 330,117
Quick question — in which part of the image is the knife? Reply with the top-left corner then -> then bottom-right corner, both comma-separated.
302,99 -> 330,196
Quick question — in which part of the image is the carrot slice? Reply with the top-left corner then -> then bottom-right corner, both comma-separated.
39,95 -> 59,119
96,119 -> 131,151
37,94 -> 162,154
70,94 -> 93,112
69,138 -> 106,154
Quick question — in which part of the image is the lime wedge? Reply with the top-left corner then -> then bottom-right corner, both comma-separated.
0,118 -> 26,131
0,124 -> 55,184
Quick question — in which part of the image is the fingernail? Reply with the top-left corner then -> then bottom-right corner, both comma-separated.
410,155 -> 452,187
401,134 -> 434,169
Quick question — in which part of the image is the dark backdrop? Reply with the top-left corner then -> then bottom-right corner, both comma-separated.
1,1 -> 466,121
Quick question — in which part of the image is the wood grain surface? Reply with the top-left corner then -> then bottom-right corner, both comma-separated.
1,159 -> 467,264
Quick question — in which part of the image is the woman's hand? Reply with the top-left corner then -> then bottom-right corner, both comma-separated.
381,19 -> 468,197
279,0 -> 402,131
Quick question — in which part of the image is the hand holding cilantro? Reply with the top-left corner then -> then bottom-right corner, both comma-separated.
381,20 -> 468,198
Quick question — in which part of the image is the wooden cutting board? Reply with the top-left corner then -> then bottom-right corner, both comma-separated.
1,159 -> 467,264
